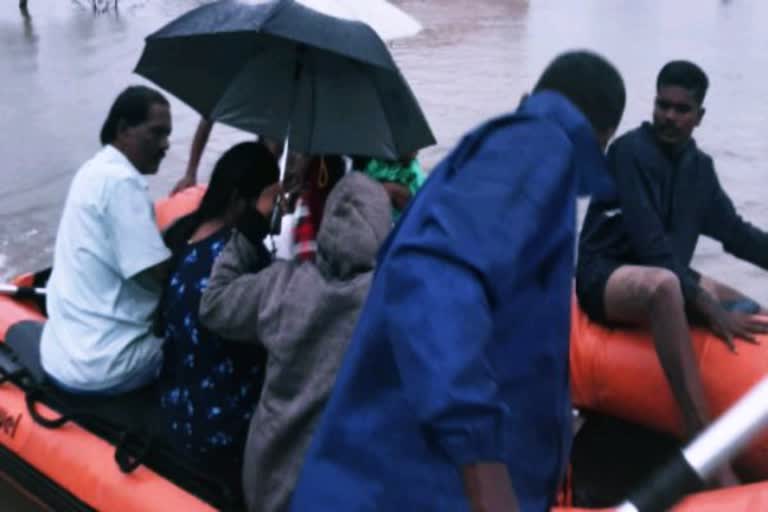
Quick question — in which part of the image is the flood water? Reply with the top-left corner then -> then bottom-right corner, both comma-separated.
2,0 -> 768,310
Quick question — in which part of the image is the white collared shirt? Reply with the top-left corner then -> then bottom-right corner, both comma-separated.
41,145 -> 171,391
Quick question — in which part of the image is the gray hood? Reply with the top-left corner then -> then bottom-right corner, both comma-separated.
201,172 -> 392,512
316,172 -> 391,279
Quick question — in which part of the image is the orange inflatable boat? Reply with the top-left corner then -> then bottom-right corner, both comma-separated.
570,299 -> 768,481
555,480 -> 768,511
554,409 -> 768,511
554,480 -> 768,511
1,185 -> 767,510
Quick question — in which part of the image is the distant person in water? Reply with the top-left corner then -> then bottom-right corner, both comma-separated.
290,50 -> 626,512
577,60 -> 768,482
41,86 -> 172,395
157,141 -> 278,470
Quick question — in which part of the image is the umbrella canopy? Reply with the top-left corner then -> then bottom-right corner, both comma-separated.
134,0 -> 435,160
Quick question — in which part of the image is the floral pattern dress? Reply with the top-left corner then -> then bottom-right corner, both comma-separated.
159,227 -> 267,466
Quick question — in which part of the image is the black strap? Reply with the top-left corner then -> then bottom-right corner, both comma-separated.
115,429 -> 153,474
25,385 -> 158,477
0,367 -> 27,387
113,429 -> 238,510
25,388 -> 72,429
8,368 -> 239,507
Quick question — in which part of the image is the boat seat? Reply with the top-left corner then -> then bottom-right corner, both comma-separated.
1,320 -> 243,510
5,320 -> 45,383
4,320 -> 157,431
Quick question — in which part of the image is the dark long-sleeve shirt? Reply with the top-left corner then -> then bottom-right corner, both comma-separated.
578,122 -> 768,303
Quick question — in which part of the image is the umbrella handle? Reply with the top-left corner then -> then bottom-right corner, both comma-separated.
269,194 -> 284,235
270,45 -> 306,238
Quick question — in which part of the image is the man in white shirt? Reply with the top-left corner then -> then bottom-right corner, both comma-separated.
41,85 -> 173,395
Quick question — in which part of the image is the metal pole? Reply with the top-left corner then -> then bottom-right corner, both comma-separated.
0,284 -> 47,298
617,376 -> 768,512
685,377 -> 768,475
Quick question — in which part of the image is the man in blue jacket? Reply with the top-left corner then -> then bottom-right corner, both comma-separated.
290,51 -> 626,512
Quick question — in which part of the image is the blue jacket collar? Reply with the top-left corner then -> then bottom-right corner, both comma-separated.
519,91 -> 616,200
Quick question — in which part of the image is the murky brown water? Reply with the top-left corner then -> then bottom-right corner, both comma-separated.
2,0 -> 768,310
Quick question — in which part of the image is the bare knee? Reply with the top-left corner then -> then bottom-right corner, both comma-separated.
646,269 -> 683,307
603,265 -> 687,324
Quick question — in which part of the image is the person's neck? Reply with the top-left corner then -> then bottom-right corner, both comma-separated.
109,142 -> 143,174
188,218 -> 229,244
188,205 -> 241,245
653,135 -> 690,165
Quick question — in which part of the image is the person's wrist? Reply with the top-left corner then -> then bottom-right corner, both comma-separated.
695,288 -> 717,312
462,463 -> 516,512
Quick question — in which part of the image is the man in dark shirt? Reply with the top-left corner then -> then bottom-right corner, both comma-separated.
577,61 -> 768,461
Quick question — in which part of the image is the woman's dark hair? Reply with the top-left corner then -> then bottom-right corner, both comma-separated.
100,85 -> 169,145
533,50 -> 626,132
164,141 -> 279,252
657,60 -> 709,105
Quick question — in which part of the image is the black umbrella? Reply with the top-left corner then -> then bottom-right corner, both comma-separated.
134,0 -> 435,160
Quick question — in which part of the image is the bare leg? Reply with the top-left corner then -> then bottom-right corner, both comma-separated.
603,265 -> 711,437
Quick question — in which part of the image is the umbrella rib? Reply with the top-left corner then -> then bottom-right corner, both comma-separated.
366,64 -> 398,158
307,51 -> 318,154
263,0 -> 292,28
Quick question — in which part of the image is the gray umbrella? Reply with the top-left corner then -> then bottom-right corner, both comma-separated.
134,0 -> 435,160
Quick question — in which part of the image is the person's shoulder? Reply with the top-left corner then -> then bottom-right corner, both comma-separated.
78,146 -> 138,186
485,111 -> 565,141
67,147 -> 124,205
461,112 -> 568,163
690,140 -> 714,166
608,124 -> 647,153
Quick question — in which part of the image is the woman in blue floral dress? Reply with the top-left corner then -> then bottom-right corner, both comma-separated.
158,141 -> 279,469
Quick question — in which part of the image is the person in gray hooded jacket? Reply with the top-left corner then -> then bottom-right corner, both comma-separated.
199,172 -> 392,512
